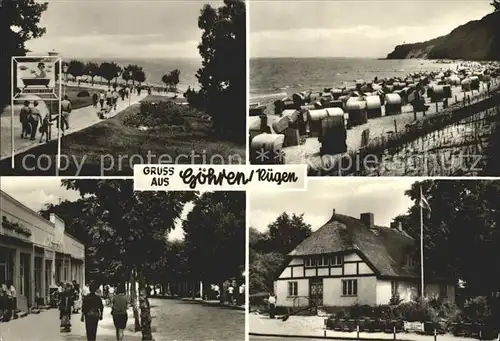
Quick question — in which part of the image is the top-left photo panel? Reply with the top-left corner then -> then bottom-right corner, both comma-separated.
1,0 -> 247,177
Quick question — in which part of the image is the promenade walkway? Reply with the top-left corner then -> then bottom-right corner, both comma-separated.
0,86 -> 147,160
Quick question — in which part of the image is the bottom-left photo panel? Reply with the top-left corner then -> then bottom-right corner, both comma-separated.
0,177 -> 246,341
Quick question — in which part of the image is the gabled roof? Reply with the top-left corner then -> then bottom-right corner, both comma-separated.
288,213 -> 419,278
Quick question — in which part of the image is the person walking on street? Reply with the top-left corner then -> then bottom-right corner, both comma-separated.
92,92 -> 98,107
61,95 -> 72,132
59,283 -> 75,332
125,86 -> 130,99
72,280 -> 81,314
99,92 -> 105,109
7,281 -> 16,316
111,284 -> 129,341
238,283 -> 245,306
29,101 -> 42,141
82,283 -> 90,297
81,282 -> 103,341
20,100 -> 31,138
268,292 -> 276,319
228,285 -> 234,305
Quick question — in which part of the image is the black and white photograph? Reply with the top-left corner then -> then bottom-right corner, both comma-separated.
249,0 -> 500,176
1,0 -> 246,176
0,178 -> 246,340
249,179 -> 500,341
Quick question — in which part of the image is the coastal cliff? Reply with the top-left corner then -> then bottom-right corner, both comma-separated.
386,11 -> 500,60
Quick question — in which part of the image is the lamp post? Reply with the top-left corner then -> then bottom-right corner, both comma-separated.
62,64 -> 68,97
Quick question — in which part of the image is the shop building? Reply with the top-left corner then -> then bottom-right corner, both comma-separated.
0,190 -> 85,311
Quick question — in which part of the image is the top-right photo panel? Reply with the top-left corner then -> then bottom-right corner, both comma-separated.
249,0 -> 500,177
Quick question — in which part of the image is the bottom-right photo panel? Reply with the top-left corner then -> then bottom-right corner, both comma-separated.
249,178 -> 500,341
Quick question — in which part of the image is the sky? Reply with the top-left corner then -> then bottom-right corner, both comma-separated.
250,0 -> 493,58
0,177 -> 192,240
249,178 -> 417,233
24,0 -> 223,59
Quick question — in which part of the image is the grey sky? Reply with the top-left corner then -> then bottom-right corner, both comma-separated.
0,177 -> 191,240
249,178 -> 417,233
26,0 -> 223,58
250,0 -> 493,58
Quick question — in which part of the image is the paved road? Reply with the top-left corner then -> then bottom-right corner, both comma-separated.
0,86 -> 147,160
152,298 -> 245,341
0,298 -> 245,341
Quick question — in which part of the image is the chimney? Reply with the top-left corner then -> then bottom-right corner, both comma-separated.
360,213 -> 374,229
390,221 -> 403,232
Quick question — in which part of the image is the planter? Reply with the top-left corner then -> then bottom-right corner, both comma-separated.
343,319 -> 356,332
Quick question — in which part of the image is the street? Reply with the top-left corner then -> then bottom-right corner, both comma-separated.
0,298 -> 245,341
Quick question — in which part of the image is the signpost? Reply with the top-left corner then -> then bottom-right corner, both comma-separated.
10,55 -> 62,171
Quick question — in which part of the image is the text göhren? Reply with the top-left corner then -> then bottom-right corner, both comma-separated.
177,167 -> 299,189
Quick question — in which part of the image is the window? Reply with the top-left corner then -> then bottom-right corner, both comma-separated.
288,281 -> 298,296
316,255 -> 328,267
305,256 -> 316,268
406,254 -> 417,267
440,284 -> 448,297
391,280 -> 399,296
342,279 -> 358,296
330,254 -> 343,266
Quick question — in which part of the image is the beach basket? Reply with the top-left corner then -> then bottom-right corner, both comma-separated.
385,93 -> 402,115
250,134 -> 285,164
346,98 -> 367,126
365,95 -> 382,119
272,115 -> 290,134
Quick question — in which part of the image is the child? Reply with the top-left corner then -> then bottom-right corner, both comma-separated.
39,113 -> 53,143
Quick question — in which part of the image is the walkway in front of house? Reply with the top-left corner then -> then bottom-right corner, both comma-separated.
249,314 -> 498,341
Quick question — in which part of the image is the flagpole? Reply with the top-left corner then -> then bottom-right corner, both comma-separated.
420,185 -> 425,299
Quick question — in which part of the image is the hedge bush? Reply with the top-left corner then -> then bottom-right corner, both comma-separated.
123,101 -> 201,128
77,90 -> 90,97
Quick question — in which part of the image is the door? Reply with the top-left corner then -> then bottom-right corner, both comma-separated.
309,278 -> 323,307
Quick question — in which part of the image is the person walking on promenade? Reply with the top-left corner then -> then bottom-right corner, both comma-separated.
20,100 -> 31,138
112,90 -> 119,111
99,91 -> 105,109
81,282 -> 103,341
59,283 -> 75,332
92,92 -> 98,107
119,88 -> 125,101
106,89 -> 113,107
39,111 -> 53,143
125,86 -> 130,99
111,284 -> 129,341
29,101 -> 42,141
61,95 -> 72,132
268,292 -> 276,319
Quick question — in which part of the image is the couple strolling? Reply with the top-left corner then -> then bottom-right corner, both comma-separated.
81,283 -> 129,341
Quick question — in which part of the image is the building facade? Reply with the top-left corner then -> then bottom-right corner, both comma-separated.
0,190 -> 85,310
274,210 -> 455,308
